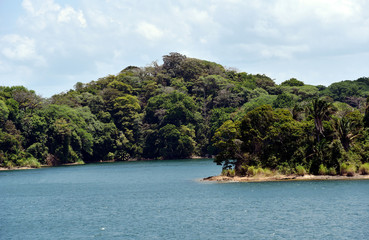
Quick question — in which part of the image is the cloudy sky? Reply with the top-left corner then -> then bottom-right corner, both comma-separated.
1,0 -> 369,97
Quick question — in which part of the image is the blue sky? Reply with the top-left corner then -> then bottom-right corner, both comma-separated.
1,0 -> 369,97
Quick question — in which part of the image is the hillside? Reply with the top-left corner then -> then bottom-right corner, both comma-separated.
1,52 -> 369,174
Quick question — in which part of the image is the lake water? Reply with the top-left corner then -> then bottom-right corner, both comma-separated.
1,159 -> 369,240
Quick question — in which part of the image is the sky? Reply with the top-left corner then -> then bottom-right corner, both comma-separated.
1,0 -> 369,97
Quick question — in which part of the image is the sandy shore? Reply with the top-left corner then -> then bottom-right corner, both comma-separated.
202,174 -> 369,182
0,162 -> 85,171
0,166 -> 38,171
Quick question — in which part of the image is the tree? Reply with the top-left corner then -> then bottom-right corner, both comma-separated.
273,93 -> 294,109
212,120 -> 241,169
281,78 -> 304,86
334,111 -> 363,152
156,124 -> 196,159
0,100 -> 9,124
306,98 -> 335,142
162,52 -> 186,77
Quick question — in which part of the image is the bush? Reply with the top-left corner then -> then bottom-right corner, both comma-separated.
318,164 -> 328,175
328,167 -> 337,176
264,168 -> 273,176
295,165 -> 306,176
346,165 -> 357,177
359,163 -> 369,175
238,165 -> 248,176
221,169 -> 235,177
340,163 -> 348,175
256,167 -> 264,175
247,166 -> 256,177
277,163 -> 293,175
3,160 -> 14,169
16,157 -> 41,168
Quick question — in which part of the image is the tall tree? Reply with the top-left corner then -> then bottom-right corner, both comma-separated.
306,98 -> 335,142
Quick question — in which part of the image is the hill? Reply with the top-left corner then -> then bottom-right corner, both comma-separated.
1,52 -> 369,175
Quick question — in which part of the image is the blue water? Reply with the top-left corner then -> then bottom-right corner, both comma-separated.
1,159 -> 369,240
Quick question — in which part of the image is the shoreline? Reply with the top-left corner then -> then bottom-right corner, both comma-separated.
0,166 -> 39,171
0,162 -> 85,171
202,174 -> 369,183
0,156 -> 212,171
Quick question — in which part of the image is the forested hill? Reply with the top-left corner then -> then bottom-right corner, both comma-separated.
1,52 -> 369,170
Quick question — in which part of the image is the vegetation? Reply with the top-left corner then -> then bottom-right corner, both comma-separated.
1,52 -> 369,176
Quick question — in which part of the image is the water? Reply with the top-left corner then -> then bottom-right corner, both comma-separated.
1,159 -> 369,240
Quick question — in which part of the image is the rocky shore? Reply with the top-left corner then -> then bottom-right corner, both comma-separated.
203,174 -> 369,182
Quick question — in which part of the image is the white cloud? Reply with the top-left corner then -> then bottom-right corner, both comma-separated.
21,0 -> 87,30
0,34 -> 45,65
58,6 -> 87,28
22,0 -> 60,16
136,22 -> 164,40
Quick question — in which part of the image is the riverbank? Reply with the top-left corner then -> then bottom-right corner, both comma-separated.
203,174 -> 369,182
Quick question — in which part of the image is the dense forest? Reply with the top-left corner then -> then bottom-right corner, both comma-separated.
1,52 -> 369,175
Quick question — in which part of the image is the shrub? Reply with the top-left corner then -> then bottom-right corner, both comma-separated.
277,163 -> 293,175
318,164 -> 328,175
359,163 -> 369,175
221,169 -> 235,177
238,165 -> 248,176
346,165 -> 357,177
16,157 -> 41,168
3,160 -> 14,169
264,168 -> 273,176
256,167 -> 264,175
328,167 -> 337,176
340,163 -> 348,175
106,152 -> 115,161
295,165 -> 306,176
247,166 -> 256,177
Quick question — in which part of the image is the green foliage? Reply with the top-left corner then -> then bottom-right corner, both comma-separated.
295,165 -> 307,176
0,100 -> 9,123
281,78 -> 304,87
277,162 -> 294,175
328,167 -> 337,176
325,81 -> 361,102
247,166 -> 256,176
16,156 -> 41,168
318,164 -> 328,175
212,120 -> 240,168
346,164 -> 357,176
359,163 -> 369,175
340,163 -> 348,175
221,168 -> 235,177
273,93 -> 294,109
241,95 -> 277,114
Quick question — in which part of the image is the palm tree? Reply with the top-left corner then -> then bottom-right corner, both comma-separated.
306,98 -> 335,142
334,115 -> 362,152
